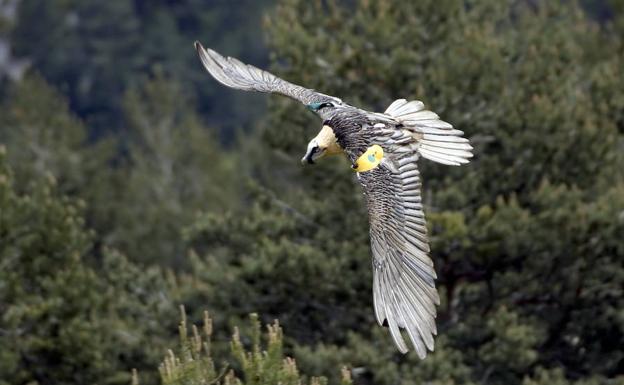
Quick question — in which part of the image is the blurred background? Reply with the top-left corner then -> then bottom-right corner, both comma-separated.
0,1 -> 623,384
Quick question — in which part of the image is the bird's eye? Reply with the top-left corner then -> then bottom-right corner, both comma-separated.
323,102 -> 334,108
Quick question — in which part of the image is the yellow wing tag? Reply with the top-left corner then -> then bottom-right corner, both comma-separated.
352,144 -> 384,172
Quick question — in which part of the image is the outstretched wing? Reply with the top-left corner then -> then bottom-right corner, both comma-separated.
195,41 -> 335,106
357,152 -> 440,358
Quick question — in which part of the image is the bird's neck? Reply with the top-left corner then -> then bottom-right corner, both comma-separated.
315,125 -> 343,155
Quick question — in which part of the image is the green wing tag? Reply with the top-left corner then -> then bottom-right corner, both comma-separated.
352,145 -> 384,172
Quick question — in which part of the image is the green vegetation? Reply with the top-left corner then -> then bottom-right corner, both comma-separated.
158,308 -> 350,385
0,145 -> 177,385
8,0 -> 274,136
112,72 -> 240,264
1,1 -> 623,384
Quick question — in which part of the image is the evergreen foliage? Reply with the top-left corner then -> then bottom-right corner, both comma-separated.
111,72 -> 240,264
0,71 -> 241,265
184,1 -> 624,384
0,73 -> 112,195
0,1 -> 622,384
0,72 -> 122,260
8,0 -> 274,136
156,308 -> 351,385
0,146 -> 177,385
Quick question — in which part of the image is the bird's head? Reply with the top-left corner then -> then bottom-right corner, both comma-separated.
301,124 -> 343,165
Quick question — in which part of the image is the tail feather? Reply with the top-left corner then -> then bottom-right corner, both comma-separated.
385,99 -> 473,166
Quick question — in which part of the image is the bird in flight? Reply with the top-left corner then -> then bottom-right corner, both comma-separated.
194,41 -> 473,358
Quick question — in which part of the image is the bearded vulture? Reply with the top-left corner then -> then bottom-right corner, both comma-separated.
194,42 -> 473,358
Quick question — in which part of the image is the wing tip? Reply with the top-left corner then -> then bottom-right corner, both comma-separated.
194,41 -> 209,57
194,40 -> 211,65
194,41 -> 221,65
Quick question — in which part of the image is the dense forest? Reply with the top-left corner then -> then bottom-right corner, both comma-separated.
1,1 -> 623,385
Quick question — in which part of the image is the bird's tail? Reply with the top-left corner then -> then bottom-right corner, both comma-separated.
384,99 -> 473,166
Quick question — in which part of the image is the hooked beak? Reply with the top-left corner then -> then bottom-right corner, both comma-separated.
301,140 -> 325,165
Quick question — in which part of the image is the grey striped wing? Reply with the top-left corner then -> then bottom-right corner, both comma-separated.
195,42 -> 330,106
358,155 -> 440,358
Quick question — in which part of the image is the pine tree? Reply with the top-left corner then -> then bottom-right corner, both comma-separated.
0,73 -> 112,194
153,308 -> 351,385
9,0 -> 275,135
111,72 -> 240,265
0,145 -> 179,385
0,70 -> 242,267
185,1 -> 624,384
0,72 -> 118,245
1,1 -> 622,384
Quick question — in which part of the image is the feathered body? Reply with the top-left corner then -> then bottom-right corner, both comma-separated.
325,111 -> 372,158
194,42 -> 473,358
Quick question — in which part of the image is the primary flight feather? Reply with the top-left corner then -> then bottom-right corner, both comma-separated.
195,41 -> 473,358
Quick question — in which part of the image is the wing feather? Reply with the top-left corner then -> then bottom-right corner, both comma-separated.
358,154 -> 439,358
195,41 -> 334,105
351,113 -> 468,356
